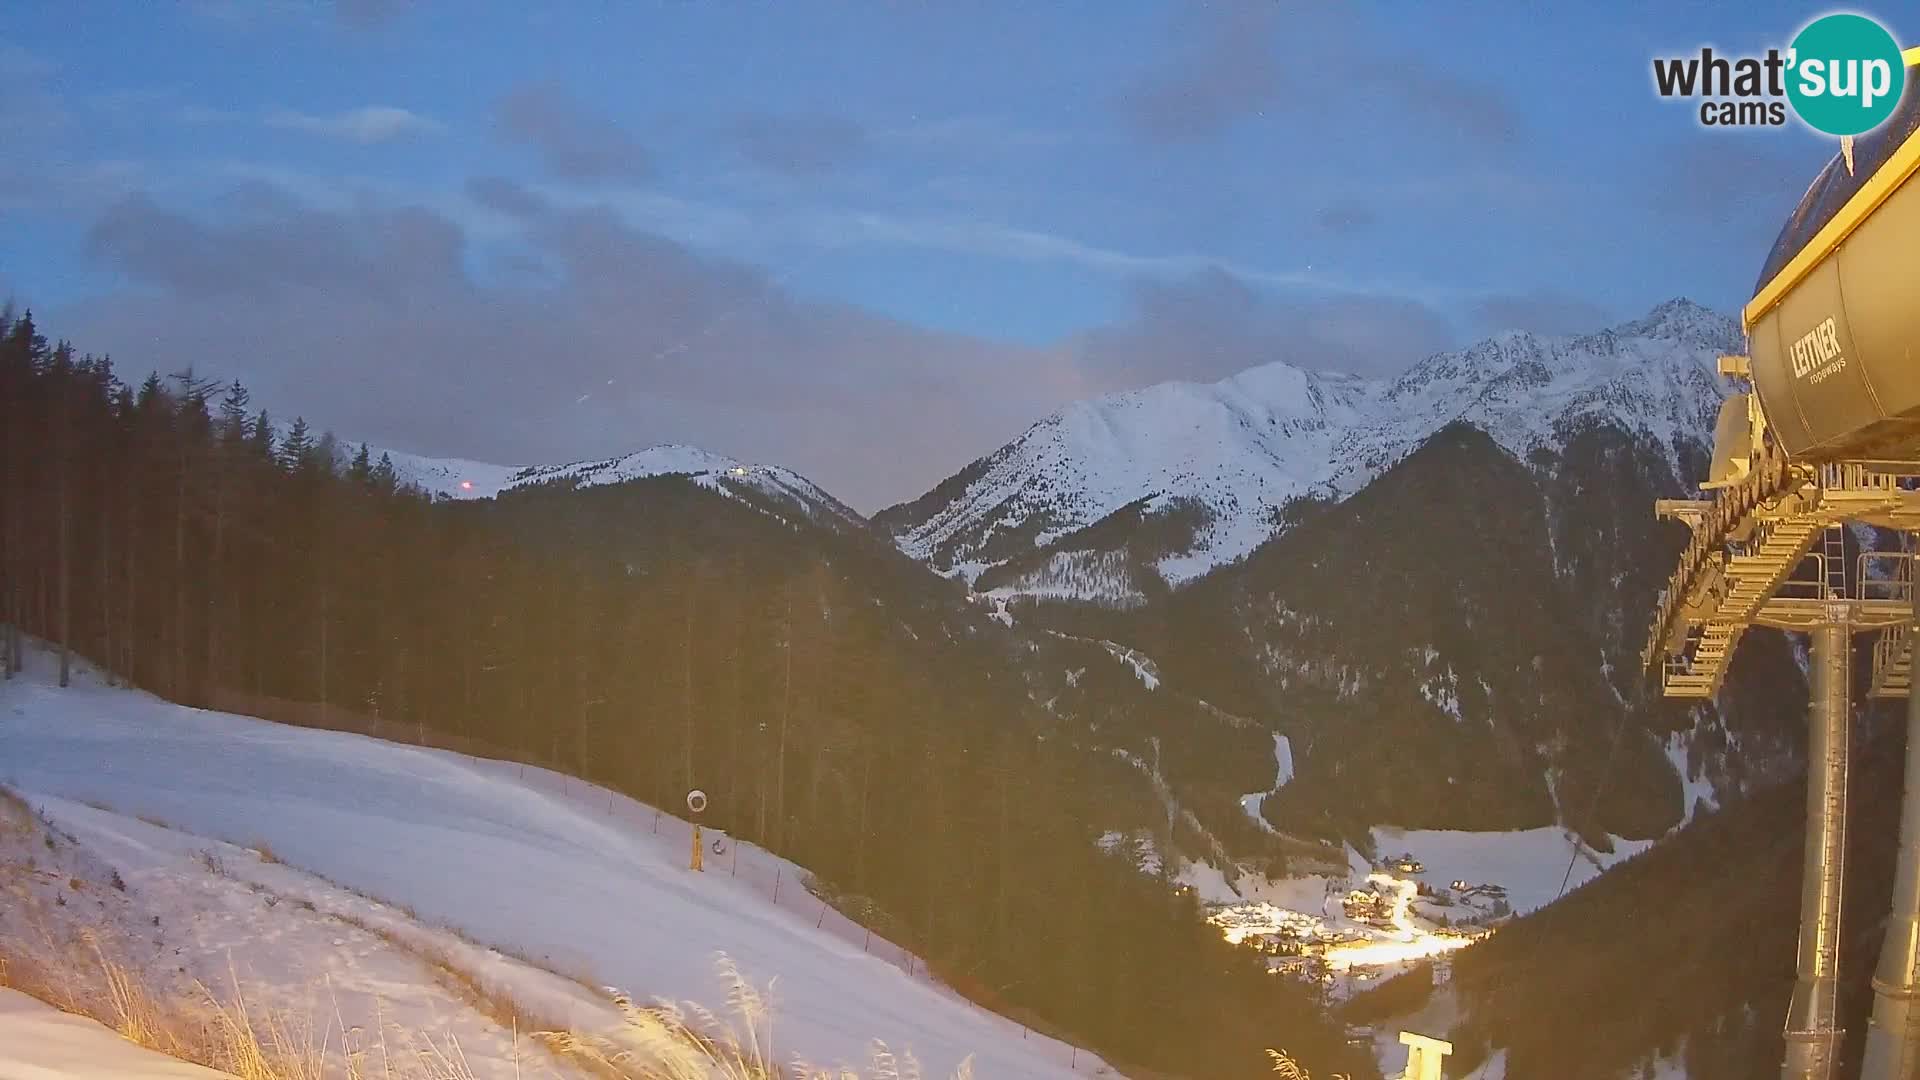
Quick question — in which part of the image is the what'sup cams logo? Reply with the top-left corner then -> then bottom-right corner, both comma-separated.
1653,12 -> 1906,135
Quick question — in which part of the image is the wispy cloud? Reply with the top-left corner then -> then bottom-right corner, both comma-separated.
1118,2 -> 1526,151
1077,267 -> 1456,384
1470,291 -> 1613,337
265,105 -> 441,143
727,112 -> 868,175
1119,1 -> 1282,141
67,184 -> 1074,511
494,82 -> 654,183
539,184 -> 1433,303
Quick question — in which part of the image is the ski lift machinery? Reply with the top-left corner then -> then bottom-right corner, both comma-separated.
1644,49 -> 1920,1080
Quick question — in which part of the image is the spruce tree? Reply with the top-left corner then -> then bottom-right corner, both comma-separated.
279,417 -> 312,474
249,409 -> 275,462
137,371 -> 166,411
371,452 -> 398,494
217,380 -> 251,444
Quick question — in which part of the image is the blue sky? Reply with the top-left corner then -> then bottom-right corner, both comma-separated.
0,1 -> 1874,508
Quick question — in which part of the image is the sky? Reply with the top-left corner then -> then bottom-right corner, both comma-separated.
0,0 -> 1868,510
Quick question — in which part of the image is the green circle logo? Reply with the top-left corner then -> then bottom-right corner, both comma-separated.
1787,14 -> 1906,136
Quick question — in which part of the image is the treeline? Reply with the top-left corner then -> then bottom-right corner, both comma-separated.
0,310 -> 1365,1079
1447,703 -> 1904,1079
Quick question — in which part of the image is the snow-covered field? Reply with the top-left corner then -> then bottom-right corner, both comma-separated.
0,645 -> 1105,1078
1371,825 -> 1654,916
0,987 -> 231,1078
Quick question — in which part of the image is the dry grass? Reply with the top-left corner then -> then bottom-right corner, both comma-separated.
1265,1048 -> 1350,1079
253,842 -> 282,865
539,953 -> 977,1080
0,787 -> 480,1080
0,789 -> 31,841
0,930 -> 485,1080
0,785 -> 988,1080
3,928 -> 974,1080
325,908 -> 563,1057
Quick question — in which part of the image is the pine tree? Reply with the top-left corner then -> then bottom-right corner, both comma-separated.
0,312 -> 46,676
279,417 -> 312,474
49,342 -> 75,687
350,443 -> 373,487
249,409 -> 275,463
209,381 -> 255,692
313,431 -> 341,478
371,452 -> 398,494
217,380 -> 251,444
136,371 -> 166,410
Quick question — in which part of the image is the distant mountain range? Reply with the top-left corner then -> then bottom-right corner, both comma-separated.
371,299 -> 1739,603
13,293 -> 1814,1079
363,298 -> 1795,846
875,299 -> 1740,602
375,443 -> 865,533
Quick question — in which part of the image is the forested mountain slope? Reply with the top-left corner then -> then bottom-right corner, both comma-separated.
0,310 -> 1365,1080
1447,700 -> 1904,1079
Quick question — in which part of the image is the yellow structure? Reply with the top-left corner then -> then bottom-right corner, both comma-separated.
686,788 -> 708,871
1389,1032 -> 1451,1080
1643,53 -> 1920,1080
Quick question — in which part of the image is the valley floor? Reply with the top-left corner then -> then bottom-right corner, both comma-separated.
0,643 -> 1106,1078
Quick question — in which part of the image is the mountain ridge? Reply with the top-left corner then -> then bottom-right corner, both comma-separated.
877,298 -> 1740,597
370,442 -> 868,532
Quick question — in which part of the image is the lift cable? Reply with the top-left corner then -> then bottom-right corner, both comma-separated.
1554,686 -> 1633,904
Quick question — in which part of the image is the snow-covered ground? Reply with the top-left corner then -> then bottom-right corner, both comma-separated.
2,787 -> 593,1079
376,443 -> 864,531
0,987 -> 233,1078
1371,826 -> 1654,916
0,645 -> 1105,1078
886,299 -> 1736,593
1157,815 -> 1656,1032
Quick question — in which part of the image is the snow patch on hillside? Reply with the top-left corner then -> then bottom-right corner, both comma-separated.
1667,730 -> 1719,828
1237,734 -> 1294,834
983,549 -> 1146,607
1100,640 -> 1161,690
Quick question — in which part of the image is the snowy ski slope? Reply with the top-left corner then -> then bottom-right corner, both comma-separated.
0,648 -> 1105,1078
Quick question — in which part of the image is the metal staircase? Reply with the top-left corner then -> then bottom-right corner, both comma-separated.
1872,627 -> 1912,699
1651,459 -> 1920,699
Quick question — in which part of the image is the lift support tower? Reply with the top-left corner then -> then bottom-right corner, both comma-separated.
1645,50 -> 1920,1080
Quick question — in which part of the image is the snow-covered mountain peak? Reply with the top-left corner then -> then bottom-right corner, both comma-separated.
374,443 -> 864,530
880,299 -> 1737,596
1608,297 -> 1745,354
